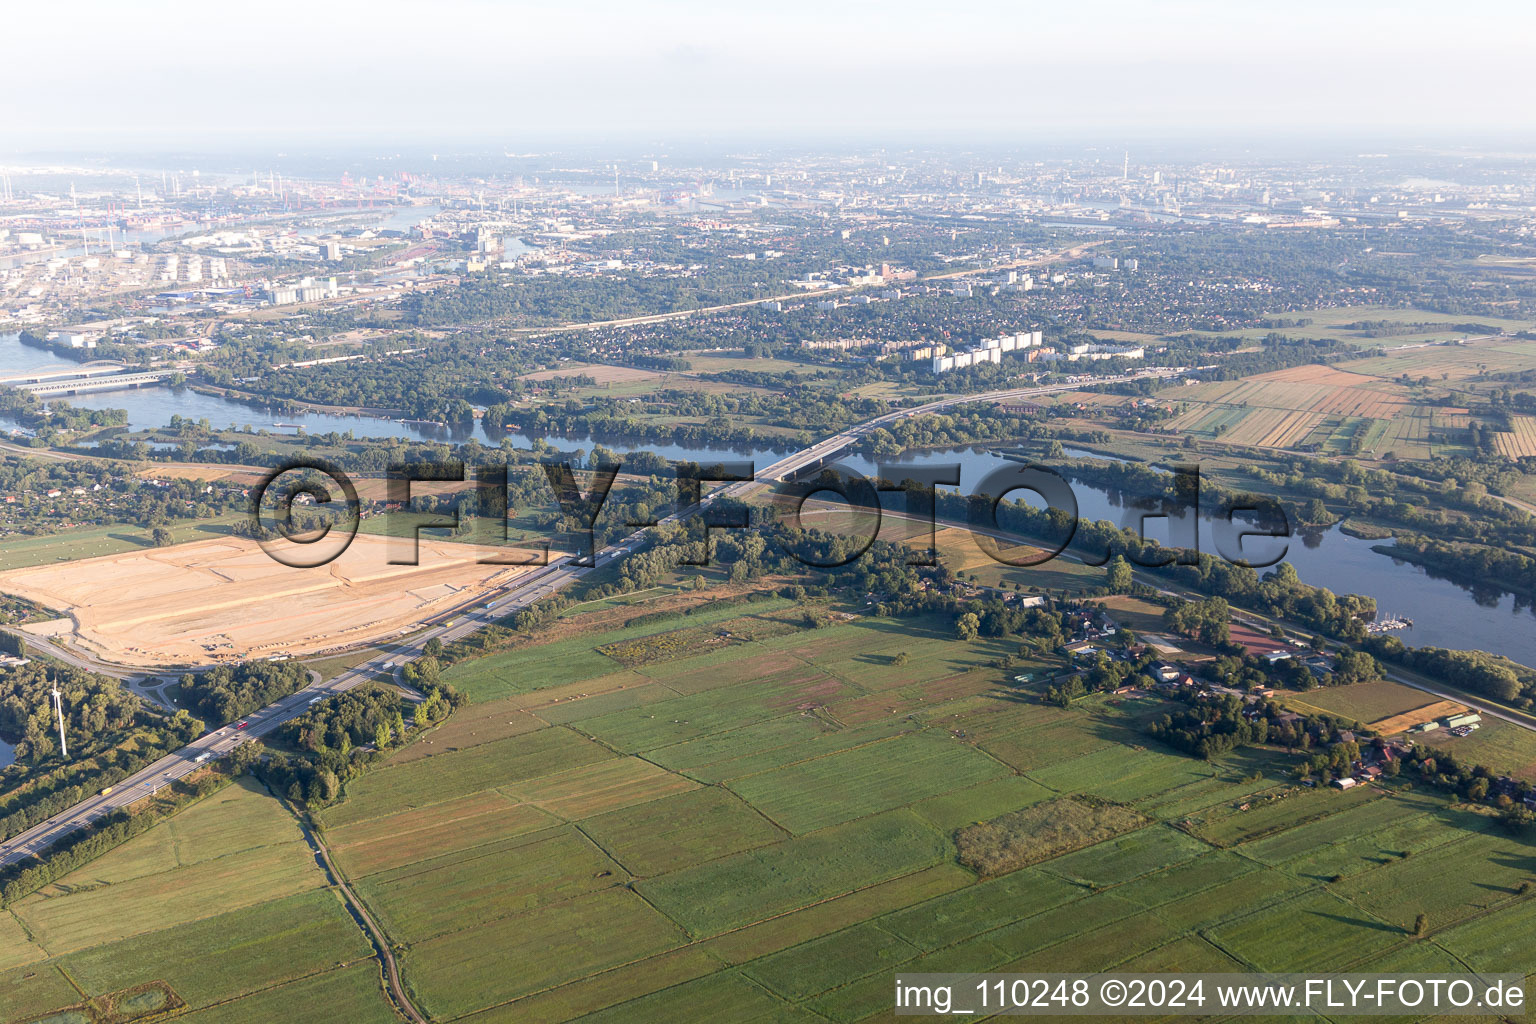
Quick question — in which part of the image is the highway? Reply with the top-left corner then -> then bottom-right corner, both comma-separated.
509,242 -> 1105,336
13,370 -> 179,396
0,369 -> 1191,868
0,560 -> 581,868
731,368 -> 1190,487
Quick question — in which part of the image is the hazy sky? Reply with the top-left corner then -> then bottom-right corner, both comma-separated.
5,0 -> 1534,147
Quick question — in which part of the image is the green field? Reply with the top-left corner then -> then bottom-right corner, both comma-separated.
314,602 -> 1536,1020
12,596 -> 1536,1024
0,515 -> 244,572
0,782 -> 393,1024
1186,305 -> 1536,349
1281,678 -> 1433,724
439,596 -> 795,702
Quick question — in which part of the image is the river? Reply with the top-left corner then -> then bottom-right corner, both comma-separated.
826,445 -> 1536,667
0,332 -> 513,443
0,326 -> 1533,665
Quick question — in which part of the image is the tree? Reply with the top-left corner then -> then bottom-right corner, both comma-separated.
1268,562 -> 1300,587
955,613 -> 980,642
423,637 -> 444,659
1105,555 -> 1133,594
405,656 -> 440,689
1499,804 -> 1534,834
150,527 -> 174,547
891,652 -> 909,667
1412,913 -> 1428,937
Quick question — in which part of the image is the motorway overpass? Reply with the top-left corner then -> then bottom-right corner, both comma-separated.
0,362 -> 128,385
748,367 -> 1191,485
13,370 -> 177,396
0,368 -> 1193,869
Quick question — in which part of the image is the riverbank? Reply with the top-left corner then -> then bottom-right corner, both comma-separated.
1371,541 -> 1536,601
190,384 -> 409,421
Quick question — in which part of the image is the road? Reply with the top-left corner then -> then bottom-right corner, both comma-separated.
730,368 -> 1192,487
0,439 -> 103,463
0,369 -> 1191,868
1378,670 -> 1536,736
0,561 -> 580,868
512,243 -> 1102,335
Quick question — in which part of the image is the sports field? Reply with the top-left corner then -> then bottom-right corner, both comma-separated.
0,534 -> 544,668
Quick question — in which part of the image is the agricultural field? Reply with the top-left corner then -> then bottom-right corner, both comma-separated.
1360,404 -> 1441,460
229,603 -> 1536,1021
1160,365 -> 1419,453
9,592 -> 1535,1023
1279,678 -> 1440,726
0,780 -> 394,1024
678,351 -> 819,376
1338,335 -> 1536,380
518,363 -> 664,387
1494,414 -> 1536,458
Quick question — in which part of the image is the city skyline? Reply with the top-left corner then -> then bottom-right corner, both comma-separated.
5,0 -> 1536,146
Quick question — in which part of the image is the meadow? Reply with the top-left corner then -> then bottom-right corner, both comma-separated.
299,599 -> 1536,1020
1339,334 -> 1536,380
8,593 -> 1535,1023
1183,306 -> 1536,348
0,516 -> 244,573
0,781 -> 395,1024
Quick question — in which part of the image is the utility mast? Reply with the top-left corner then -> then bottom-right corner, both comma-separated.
51,686 -> 67,758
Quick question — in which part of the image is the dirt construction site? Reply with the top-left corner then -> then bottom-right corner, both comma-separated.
0,534 -> 543,670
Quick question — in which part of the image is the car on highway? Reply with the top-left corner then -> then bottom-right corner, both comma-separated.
236,721 -> 248,729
